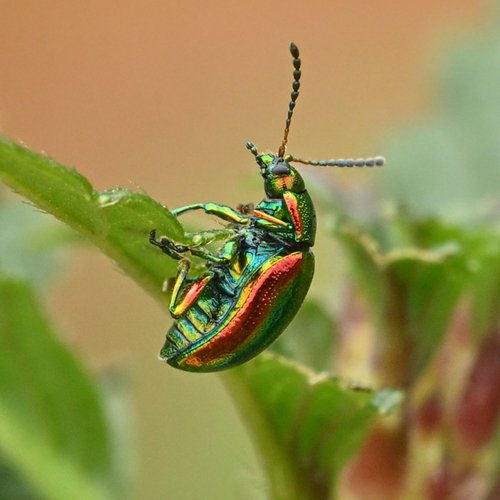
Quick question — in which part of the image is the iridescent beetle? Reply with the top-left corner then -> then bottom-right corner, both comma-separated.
150,43 -> 384,372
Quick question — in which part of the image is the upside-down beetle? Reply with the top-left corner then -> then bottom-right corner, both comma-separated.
150,43 -> 384,372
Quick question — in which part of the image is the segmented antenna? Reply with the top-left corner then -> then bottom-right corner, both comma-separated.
246,44 -> 385,169
246,141 -> 258,157
278,42 -> 301,159
284,154 -> 385,167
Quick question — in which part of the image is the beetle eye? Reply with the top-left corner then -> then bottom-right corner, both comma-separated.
271,163 -> 290,175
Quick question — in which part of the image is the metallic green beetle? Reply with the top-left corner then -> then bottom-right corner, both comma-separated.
150,42 -> 384,372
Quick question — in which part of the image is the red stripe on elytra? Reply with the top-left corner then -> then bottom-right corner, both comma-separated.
179,252 -> 303,368
283,192 -> 302,239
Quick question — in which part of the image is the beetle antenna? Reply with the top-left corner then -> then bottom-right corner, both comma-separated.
284,154 -> 385,168
278,42 -> 301,159
246,141 -> 258,157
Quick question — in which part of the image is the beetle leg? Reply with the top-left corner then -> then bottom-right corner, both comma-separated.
203,203 -> 250,224
171,203 -> 250,225
170,204 -> 205,216
169,258 -> 215,318
187,228 -> 235,247
150,230 -> 186,260
185,247 -> 229,265
207,238 -> 241,297
151,229 -> 237,265
151,230 -> 220,262
251,210 -> 294,232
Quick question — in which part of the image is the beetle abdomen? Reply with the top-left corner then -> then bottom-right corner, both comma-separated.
161,250 -> 314,372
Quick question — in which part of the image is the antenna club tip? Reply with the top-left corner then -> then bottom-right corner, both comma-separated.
246,141 -> 258,156
289,42 -> 299,58
375,156 -> 385,166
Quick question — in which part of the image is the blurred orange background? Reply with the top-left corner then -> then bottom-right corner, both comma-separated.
0,2 -> 488,499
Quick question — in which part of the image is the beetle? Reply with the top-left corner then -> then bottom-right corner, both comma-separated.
150,42 -> 384,372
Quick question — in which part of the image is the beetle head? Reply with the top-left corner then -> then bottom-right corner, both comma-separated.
255,153 -> 305,198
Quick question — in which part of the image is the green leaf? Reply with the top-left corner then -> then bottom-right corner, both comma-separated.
0,139 -> 183,303
222,353 -> 402,500
0,457 -> 40,500
0,279 -> 113,500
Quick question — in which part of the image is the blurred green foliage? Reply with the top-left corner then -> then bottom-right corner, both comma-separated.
381,6 -> 500,221
0,279 -> 113,500
0,195 -> 115,499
